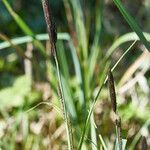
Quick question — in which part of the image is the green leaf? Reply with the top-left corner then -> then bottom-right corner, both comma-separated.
113,0 -> 150,51
78,41 -> 136,150
115,139 -> 127,150
68,41 -> 85,108
0,33 -> 70,50
2,0 -> 46,57
68,0 -> 88,60
105,32 -> 150,60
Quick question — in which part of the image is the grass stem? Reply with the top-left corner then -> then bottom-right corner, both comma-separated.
41,0 -> 73,149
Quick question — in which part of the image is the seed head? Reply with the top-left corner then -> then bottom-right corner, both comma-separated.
108,69 -> 117,113
41,0 -> 57,55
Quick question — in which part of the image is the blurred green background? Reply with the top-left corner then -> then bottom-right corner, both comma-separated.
0,0 -> 150,149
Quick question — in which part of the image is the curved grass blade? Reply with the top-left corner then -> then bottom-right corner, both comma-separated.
113,0 -> 150,51
90,112 -> 98,150
99,134 -> 108,150
115,139 -> 127,150
0,33 -> 29,59
88,0 -> 104,81
68,41 -> 85,108
78,40 -> 136,150
106,32 -> 150,60
2,0 -> 46,57
56,42 -> 77,119
0,33 -> 70,50
129,119 -> 150,150
68,0 -> 88,60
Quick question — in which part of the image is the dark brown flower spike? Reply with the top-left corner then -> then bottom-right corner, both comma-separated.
108,69 -> 117,113
141,136 -> 148,150
41,0 -> 57,55
41,1 -> 73,148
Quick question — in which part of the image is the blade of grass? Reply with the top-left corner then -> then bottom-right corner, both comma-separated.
57,41 -> 70,79
0,33 -> 29,59
61,76 -> 77,120
0,33 -> 70,50
54,52 -> 74,150
99,135 -> 108,150
111,40 -> 137,71
46,49 -> 78,120
68,0 -> 89,111
41,0 -> 73,149
105,32 -> 150,60
25,101 -> 62,117
2,0 -> 33,36
67,1 -> 89,108
56,41 -> 78,120
128,119 -> 150,150
90,112 -> 98,150
115,139 -> 127,150
113,0 -> 150,51
68,41 -> 85,108
78,40 -> 136,149
88,0 -> 104,81
68,0 -> 88,60
2,0 -> 46,57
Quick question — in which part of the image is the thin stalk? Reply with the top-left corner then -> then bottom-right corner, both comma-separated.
99,134 -> 108,150
113,0 -> 150,51
115,117 -> 122,150
54,53 -> 74,149
2,0 -> 47,57
41,0 -> 73,149
111,40 -> 137,71
0,33 -> 70,50
108,68 -> 122,150
0,33 -> 29,60
78,40 -> 136,149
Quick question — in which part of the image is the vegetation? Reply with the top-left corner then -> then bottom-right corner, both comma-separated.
0,0 -> 149,149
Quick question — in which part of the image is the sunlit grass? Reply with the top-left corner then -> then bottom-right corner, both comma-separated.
0,0 -> 149,149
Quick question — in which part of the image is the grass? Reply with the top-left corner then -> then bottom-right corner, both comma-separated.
113,0 -> 150,51
41,0 -> 73,149
0,0 -> 149,149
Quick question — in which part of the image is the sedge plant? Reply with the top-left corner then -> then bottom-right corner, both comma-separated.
0,0 -> 150,149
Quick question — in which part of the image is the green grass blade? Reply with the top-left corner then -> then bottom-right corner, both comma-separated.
128,119 -> 150,150
90,112 -> 98,150
68,0 -> 88,60
68,41 -> 85,107
0,33 -> 70,50
2,0 -> 46,57
99,135 -> 108,150
115,139 -> 127,150
113,0 -> 150,51
0,33 -> 27,59
2,0 -> 33,36
57,41 -> 70,79
54,53 -> 74,150
106,32 -> 150,59
111,40 -> 137,71
68,0 -> 89,114
78,41 -> 136,150
88,0 -> 104,81
56,41 -> 77,119
61,77 -> 77,120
